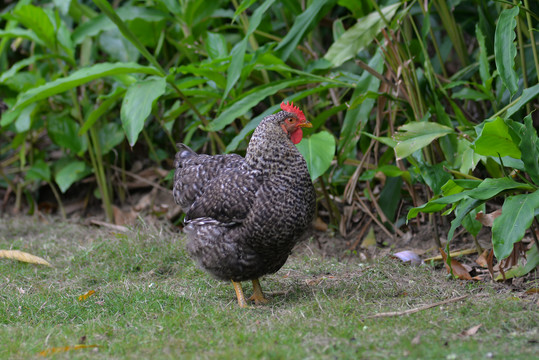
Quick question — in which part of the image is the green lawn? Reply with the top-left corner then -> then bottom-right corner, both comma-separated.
1,217 -> 537,359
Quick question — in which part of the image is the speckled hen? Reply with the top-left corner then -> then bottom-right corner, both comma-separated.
173,102 -> 316,307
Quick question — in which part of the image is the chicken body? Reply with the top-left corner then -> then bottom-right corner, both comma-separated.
173,107 -> 315,306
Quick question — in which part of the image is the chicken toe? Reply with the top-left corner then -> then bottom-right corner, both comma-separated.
248,278 -> 269,305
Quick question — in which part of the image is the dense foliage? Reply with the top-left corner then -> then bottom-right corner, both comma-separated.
1,0 -> 538,276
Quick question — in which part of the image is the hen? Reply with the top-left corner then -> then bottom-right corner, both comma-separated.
173,102 -> 316,307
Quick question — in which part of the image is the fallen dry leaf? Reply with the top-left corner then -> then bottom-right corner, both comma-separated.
475,249 -> 491,268
38,344 -> 99,357
0,250 -> 52,267
411,333 -> 421,345
78,290 -> 96,302
525,288 -> 539,294
361,227 -> 376,248
459,324 -> 482,337
313,217 -> 328,232
440,248 -> 472,280
475,209 -> 502,227
112,205 -> 138,226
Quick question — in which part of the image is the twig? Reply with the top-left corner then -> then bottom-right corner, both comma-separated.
363,294 -> 469,319
348,217 -> 373,251
355,197 -> 394,239
90,220 -> 129,232
110,165 -> 172,194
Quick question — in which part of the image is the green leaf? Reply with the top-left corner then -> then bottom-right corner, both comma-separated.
517,114 -> 539,185
324,3 -> 400,67
224,0 -> 275,99
80,87 -> 126,136
407,201 -> 447,220
209,78 -> 310,132
360,132 -> 397,148
275,0 -> 332,61
98,122 -> 125,155
92,0 -> 167,75
393,121 -> 454,159
0,55 -> 51,84
432,177 -> 534,205
452,87 -> 491,101
473,117 -> 521,159
14,103 -> 36,133
475,24 -> 490,85
0,28 -> 45,46
121,76 -> 166,146
13,62 -> 162,111
296,131 -> 336,181
505,83 -> 539,118
224,40 -> 247,99
26,160 -> 51,182
99,28 -> 140,63
338,50 -> 383,161
418,163 -> 451,196
47,116 -> 87,153
407,179 -> 482,221
11,5 -> 56,48
494,6 -> 519,96
460,203 -> 485,238
54,160 -> 92,193
233,0 -> 257,20
205,32 -> 228,60
492,191 -> 539,260
378,176 -> 402,222
446,198 -> 484,244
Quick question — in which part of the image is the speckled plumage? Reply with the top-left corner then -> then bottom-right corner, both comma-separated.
173,110 -> 316,282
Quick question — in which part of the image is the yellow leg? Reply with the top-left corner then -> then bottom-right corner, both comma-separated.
232,280 -> 249,308
248,278 -> 269,305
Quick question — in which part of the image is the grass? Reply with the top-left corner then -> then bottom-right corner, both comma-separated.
0,217 -> 537,359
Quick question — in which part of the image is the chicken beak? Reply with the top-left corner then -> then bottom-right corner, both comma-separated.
297,121 -> 312,128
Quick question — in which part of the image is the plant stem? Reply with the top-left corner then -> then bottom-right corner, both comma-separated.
48,181 -> 66,219
514,0 -> 530,113
523,0 -> 539,83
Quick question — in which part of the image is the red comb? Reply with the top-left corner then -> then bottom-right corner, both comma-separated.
280,101 -> 305,122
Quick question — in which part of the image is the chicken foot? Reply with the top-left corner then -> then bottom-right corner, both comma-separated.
231,279 -> 269,307
248,278 -> 269,305
232,280 -> 249,308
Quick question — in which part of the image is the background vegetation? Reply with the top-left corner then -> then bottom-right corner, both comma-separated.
1,0 -> 538,276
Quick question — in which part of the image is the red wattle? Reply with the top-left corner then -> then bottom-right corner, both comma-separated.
290,128 -> 303,144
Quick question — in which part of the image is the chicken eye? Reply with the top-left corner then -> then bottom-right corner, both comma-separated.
285,118 -> 294,124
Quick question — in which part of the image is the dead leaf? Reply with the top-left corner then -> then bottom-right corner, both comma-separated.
313,217 -> 328,232
411,333 -> 421,345
440,248 -> 472,280
525,288 -> 539,294
459,324 -> 482,337
38,344 -> 99,357
486,249 -> 495,280
475,209 -> 502,227
78,290 -> 96,302
475,249 -> 491,268
112,205 -> 138,226
361,227 -> 376,248
134,191 -> 154,212
0,250 -> 52,267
